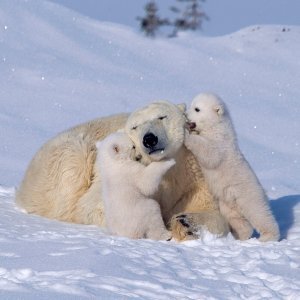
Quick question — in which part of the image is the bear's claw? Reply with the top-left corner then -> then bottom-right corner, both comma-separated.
169,214 -> 197,241
170,211 -> 230,242
176,214 -> 187,219
179,218 -> 190,228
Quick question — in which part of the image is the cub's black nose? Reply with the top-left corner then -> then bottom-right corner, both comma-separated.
187,122 -> 196,130
143,133 -> 158,148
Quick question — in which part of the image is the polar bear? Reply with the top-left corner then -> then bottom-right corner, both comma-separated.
16,100 -> 228,241
125,101 -> 229,240
96,132 -> 175,240
184,93 -> 280,241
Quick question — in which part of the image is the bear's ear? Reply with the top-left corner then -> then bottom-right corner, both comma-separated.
177,103 -> 186,113
214,104 -> 224,116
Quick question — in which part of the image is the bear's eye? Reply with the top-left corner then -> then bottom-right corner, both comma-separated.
158,115 -> 167,120
195,108 -> 200,112
131,126 -> 137,130
113,145 -> 119,153
132,145 -> 136,149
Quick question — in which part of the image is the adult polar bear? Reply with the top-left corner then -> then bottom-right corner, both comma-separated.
16,101 -> 228,240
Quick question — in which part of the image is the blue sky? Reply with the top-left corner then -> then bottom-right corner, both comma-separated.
50,0 -> 300,36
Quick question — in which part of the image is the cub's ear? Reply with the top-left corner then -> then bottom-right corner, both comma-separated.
214,104 -> 224,116
177,103 -> 186,112
95,141 -> 102,151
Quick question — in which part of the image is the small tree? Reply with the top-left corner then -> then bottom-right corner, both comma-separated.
137,1 -> 169,37
170,0 -> 208,36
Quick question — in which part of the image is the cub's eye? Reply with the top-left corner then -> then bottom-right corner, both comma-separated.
132,145 -> 136,149
131,126 -> 137,130
195,108 -> 200,112
158,115 -> 167,120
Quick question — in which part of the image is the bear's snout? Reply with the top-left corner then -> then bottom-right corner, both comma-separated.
143,133 -> 158,149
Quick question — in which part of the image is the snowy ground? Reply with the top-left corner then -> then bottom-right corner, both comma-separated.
0,0 -> 299,299
1,186 -> 299,299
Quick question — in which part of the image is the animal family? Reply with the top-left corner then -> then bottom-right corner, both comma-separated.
16,93 -> 279,242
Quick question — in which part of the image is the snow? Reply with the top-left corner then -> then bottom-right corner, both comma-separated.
49,0 -> 300,37
1,187 -> 300,299
0,0 -> 300,299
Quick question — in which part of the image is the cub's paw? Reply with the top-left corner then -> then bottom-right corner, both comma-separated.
258,231 -> 280,242
169,214 -> 198,242
231,223 -> 254,241
160,159 -> 176,172
161,230 -> 173,241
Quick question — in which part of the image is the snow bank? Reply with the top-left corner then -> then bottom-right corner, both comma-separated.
1,187 -> 300,299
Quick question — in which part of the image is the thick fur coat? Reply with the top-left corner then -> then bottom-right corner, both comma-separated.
96,132 -> 174,240
185,93 -> 279,241
16,100 -> 228,241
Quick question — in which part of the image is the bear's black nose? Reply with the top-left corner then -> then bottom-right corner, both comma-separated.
143,133 -> 158,148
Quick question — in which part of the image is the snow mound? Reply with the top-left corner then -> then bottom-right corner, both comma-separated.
1,186 -> 300,299
0,187 -> 300,299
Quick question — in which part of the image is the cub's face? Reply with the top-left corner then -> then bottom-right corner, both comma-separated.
125,101 -> 186,164
187,93 -> 225,133
97,132 -> 136,162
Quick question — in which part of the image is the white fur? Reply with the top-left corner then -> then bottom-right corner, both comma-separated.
185,93 -> 280,242
96,132 -> 175,240
16,101 -> 227,241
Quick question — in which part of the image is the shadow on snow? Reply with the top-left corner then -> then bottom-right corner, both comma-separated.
270,194 -> 300,240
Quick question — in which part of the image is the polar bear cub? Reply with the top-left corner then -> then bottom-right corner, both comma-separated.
96,132 -> 175,240
184,93 -> 280,242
